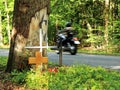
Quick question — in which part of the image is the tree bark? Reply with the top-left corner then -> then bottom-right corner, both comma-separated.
104,0 -> 109,51
6,0 -> 50,72
86,21 -> 94,48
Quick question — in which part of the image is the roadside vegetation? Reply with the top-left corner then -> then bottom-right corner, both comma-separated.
78,47 -> 120,56
0,56 -> 120,89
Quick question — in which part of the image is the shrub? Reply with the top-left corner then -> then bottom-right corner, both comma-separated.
25,69 -> 48,90
49,65 -> 120,90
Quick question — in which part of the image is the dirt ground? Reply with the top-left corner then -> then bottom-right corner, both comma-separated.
0,80 -> 24,90
0,70 -> 24,90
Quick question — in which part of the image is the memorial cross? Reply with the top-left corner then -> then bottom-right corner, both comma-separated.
28,51 -> 48,69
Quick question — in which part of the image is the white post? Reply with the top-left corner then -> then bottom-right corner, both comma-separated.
40,29 -> 42,52
47,38 -> 48,49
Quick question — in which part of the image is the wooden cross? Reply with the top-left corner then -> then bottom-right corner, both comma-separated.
28,51 -> 48,69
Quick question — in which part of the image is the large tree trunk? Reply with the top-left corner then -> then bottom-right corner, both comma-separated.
6,0 -> 50,72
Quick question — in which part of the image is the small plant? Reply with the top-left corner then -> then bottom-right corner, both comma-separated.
25,69 -> 48,90
0,56 -> 8,71
0,56 -> 7,66
10,70 -> 27,84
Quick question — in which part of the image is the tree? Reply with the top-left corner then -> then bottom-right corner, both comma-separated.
104,0 -> 109,51
0,0 -> 14,45
0,0 -> 4,46
0,11 -> 3,46
5,0 -> 11,45
6,0 -> 50,72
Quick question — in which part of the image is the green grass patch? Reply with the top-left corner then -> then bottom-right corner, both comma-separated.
0,56 -> 8,70
1,57 -> 120,89
78,49 -> 120,56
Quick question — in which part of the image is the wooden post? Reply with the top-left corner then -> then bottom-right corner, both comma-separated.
59,39 -> 62,66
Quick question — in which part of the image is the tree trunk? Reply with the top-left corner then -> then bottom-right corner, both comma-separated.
6,0 -> 50,72
0,11 -> 3,46
113,0 -> 118,19
5,0 -> 11,45
104,0 -> 109,51
86,21 -> 94,48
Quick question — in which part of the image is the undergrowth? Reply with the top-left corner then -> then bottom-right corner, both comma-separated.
1,57 -> 120,90
7,65 -> 120,90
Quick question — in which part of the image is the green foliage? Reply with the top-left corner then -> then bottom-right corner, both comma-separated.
9,69 -> 48,89
49,65 -> 120,90
10,70 -> 27,84
0,57 -> 120,89
49,0 -> 120,54
0,0 -> 14,45
0,56 -> 7,67
6,65 -> 120,90
49,0 -> 105,45
1,52 -> 120,89
109,20 -> 120,53
25,70 -> 48,90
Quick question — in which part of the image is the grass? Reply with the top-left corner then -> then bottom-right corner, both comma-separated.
0,45 -> 9,49
78,47 -> 120,56
0,56 -> 120,89
0,56 -> 7,71
49,65 -> 120,90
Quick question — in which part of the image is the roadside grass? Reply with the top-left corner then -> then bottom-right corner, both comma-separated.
78,48 -> 120,56
0,45 -> 9,49
0,56 -> 7,71
0,56 -> 120,89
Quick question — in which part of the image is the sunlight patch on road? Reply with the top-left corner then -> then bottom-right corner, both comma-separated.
110,66 -> 120,70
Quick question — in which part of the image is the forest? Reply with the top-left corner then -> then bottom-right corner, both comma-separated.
0,0 -> 120,54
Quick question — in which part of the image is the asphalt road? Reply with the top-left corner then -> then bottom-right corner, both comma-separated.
48,52 -> 120,70
1,49 -> 120,70
0,49 -> 9,56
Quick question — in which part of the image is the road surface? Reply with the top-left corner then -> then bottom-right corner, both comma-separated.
48,52 -> 120,70
0,49 -> 120,70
